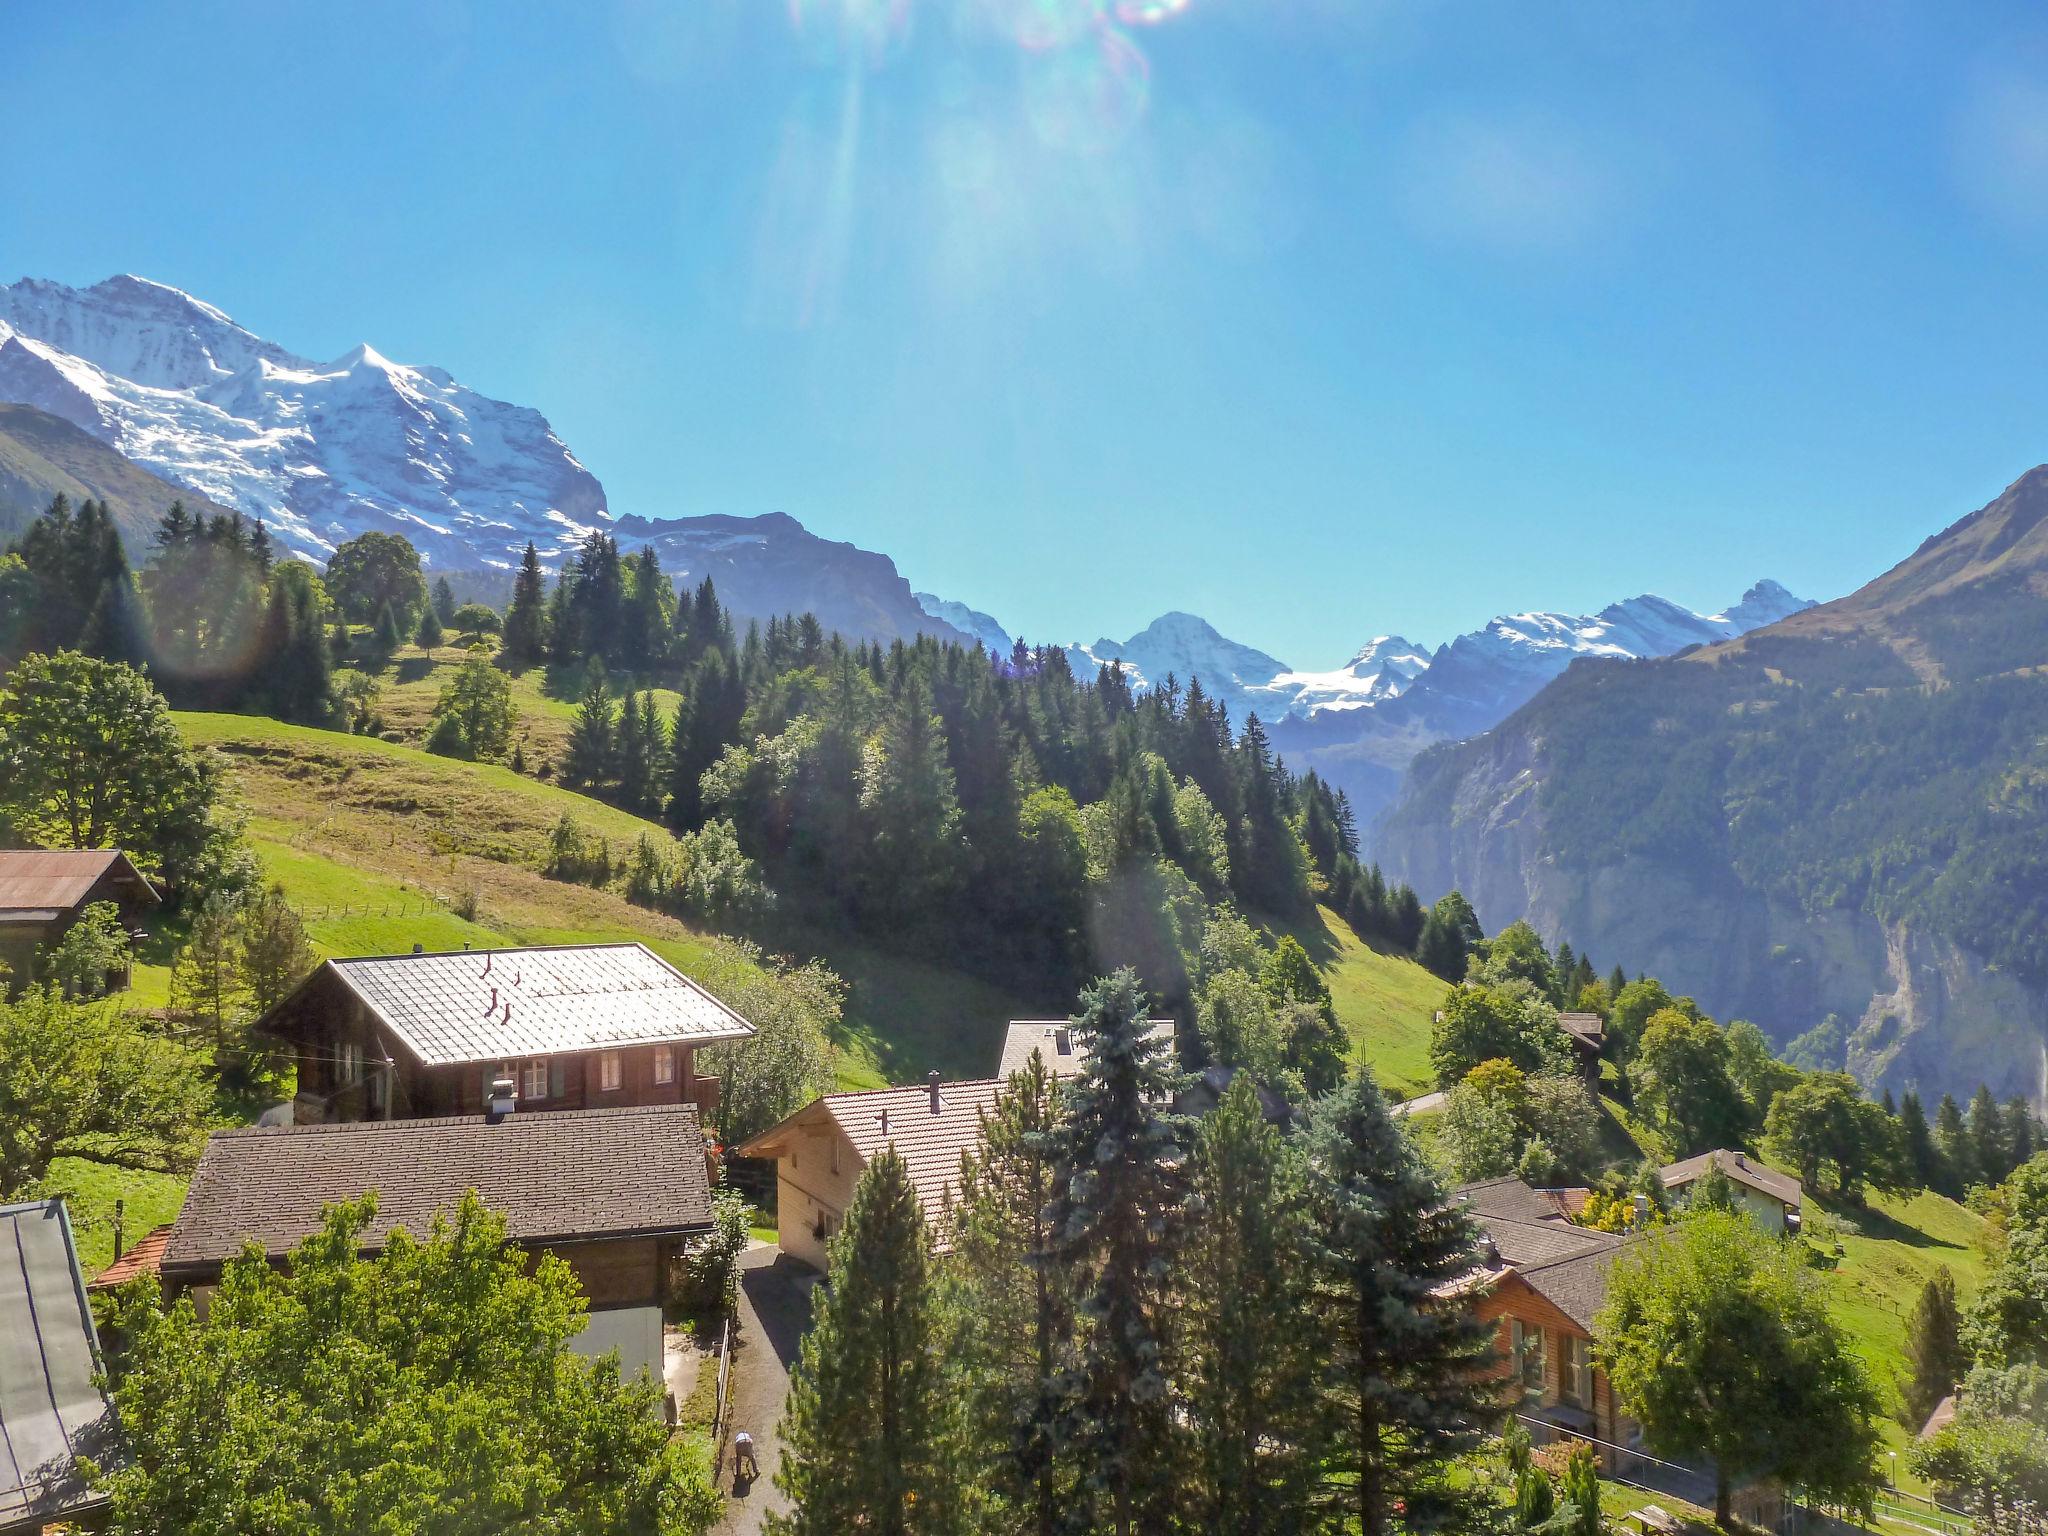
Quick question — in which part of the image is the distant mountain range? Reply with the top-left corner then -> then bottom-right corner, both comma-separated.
1376,466 -> 2048,1104
918,584 -> 1814,827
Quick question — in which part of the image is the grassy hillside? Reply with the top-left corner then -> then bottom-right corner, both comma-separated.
1274,904 -> 1446,1097
0,400 -> 239,552
173,711 -> 1039,1088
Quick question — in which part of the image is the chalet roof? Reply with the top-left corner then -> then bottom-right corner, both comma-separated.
1457,1176 -> 1634,1333
89,1224 -> 173,1292
740,1078 -> 1008,1236
998,1017 -> 1175,1080
1660,1149 -> 1802,1211
261,942 -> 754,1067
0,848 -> 159,924
1557,1012 -> 1605,1043
0,1200 -> 120,1531
162,1104 -> 714,1274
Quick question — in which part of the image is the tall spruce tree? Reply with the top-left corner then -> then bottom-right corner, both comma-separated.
1935,1093 -> 1972,1193
1904,1270 -> 1966,1431
948,1050 -> 1071,1536
1041,969 -> 1192,1536
773,1147 -> 960,1536
1900,1091 -> 1938,1188
1307,1067 -> 1503,1535
1970,1087 -> 2009,1187
502,542 -> 548,665
562,665 -> 617,790
431,575 -> 457,623
1181,1076 -> 1323,1534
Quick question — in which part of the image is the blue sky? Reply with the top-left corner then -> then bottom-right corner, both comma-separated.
8,2 -> 2048,664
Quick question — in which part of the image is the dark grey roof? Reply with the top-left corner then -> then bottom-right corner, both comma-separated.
163,1104 -> 714,1274
1457,1176 -> 1634,1332
261,942 -> 754,1067
0,1200 -> 119,1532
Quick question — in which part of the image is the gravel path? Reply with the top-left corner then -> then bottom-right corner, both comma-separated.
713,1245 -> 816,1536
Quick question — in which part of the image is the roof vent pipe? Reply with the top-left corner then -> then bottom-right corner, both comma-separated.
486,1076 -> 516,1123
879,1108 -> 890,1137
487,986 -> 497,1013
412,942 -> 424,954
929,1070 -> 942,1113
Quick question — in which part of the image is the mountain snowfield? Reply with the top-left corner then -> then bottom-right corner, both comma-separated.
0,275 -> 605,566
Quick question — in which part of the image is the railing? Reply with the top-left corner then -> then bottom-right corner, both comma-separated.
708,1314 -> 735,1476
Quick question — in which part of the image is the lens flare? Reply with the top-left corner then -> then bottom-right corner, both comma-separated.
975,0 -> 1107,53
1022,21 -> 1150,154
1114,0 -> 1190,23
786,0 -> 913,68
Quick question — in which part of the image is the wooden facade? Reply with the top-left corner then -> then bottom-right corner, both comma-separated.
271,966 -> 722,1125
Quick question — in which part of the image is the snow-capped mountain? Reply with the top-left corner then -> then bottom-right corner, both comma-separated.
915,593 -> 1014,655
0,275 -> 605,566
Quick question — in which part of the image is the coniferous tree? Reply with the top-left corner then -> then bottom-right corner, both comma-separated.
502,542 -> 549,666
773,1147 -> 960,1535
2006,1098 -> 2036,1174
614,690 -> 656,813
622,547 -> 669,674
563,665 -> 617,790
1181,1077 -> 1323,1534
1904,1269 -> 1966,1431
79,572 -> 150,670
1935,1093 -> 1972,1195
415,603 -> 444,648
1040,969 -> 1192,1536
1900,1091 -> 1938,1189
432,576 -> 457,623
948,1051 -> 1071,1536
1970,1086 -> 2009,1187
373,598 -> 405,655
1307,1067 -> 1503,1535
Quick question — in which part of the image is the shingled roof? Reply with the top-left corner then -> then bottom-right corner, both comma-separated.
740,1078 -> 1008,1236
1660,1148 -> 1803,1212
0,1200 -> 120,1532
260,942 -> 754,1067
0,848 -> 158,924
997,1018 -> 1175,1080
1457,1176 -> 1634,1332
162,1104 -> 714,1276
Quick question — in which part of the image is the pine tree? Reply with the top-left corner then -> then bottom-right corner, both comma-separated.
623,547 -> 669,674
1041,969 -> 1192,1536
1181,1077 -> 1323,1533
614,690 -> 653,813
1934,1093 -> 1972,1195
1970,1086 -> 2008,1187
948,1050 -> 1071,1536
79,574 -> 149,669
772,1147 -> 960,1535
1307,1068 -> 1503,1535
563,665 -> 617,791
1899,1092 -> 1937,1188
1903,1269 -> 1964,1431
373,598 -> 404,654
503,542 -> 549,666
432,576 -> 457,623
415,603 -> 444,648
2005,1097 -> 2036,1173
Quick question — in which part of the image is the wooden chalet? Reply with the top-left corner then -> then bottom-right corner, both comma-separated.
257,941 -> 753,1125
159,1103 -> 717,1382
0,848 -> 159,993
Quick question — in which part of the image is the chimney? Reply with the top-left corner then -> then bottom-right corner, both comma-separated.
412,942 -> 424,954
486,1076 -> 516,1123
1632,1193 -> 1650,1225
482,952 -> 492,975
1733,1151 -> 1746,1168
1479,1234 -> 1500,1266
928,1070 -> 943,1114
879,1108 -> 890,1137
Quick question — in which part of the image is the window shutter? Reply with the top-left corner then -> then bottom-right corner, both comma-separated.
550,1059 -> 567,1098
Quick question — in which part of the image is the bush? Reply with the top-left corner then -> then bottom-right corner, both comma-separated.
542,815 -> 612,886
673,1186 -> 749,1316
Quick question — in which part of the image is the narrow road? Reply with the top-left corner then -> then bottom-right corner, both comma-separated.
1391,1089 -> 1446,1118
714,1244 -> 816,1536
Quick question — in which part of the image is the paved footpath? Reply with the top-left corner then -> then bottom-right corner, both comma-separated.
713,1244 -> 815,1536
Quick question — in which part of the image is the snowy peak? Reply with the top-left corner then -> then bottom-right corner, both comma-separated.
916,593 -> 1014,655
0,274 -> 607,566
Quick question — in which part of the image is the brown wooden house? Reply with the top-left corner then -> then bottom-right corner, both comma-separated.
158,1103 -> 718,1383
257,942 -> 753,1126
0,848 -> 159,993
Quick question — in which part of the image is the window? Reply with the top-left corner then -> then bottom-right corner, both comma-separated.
366,1060 -> 387,1113
1563,1335 -> 1591,1406
1511,1320 -> 1546,1397
600,1050 -> 623,1092
653,1046 -> 674,1086
338,1039 -> 362,1084
520,1059 -> 548,1100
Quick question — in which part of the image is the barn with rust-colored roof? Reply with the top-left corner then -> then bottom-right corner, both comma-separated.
0,848 -> 158,994
258,942 -> 753,1125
